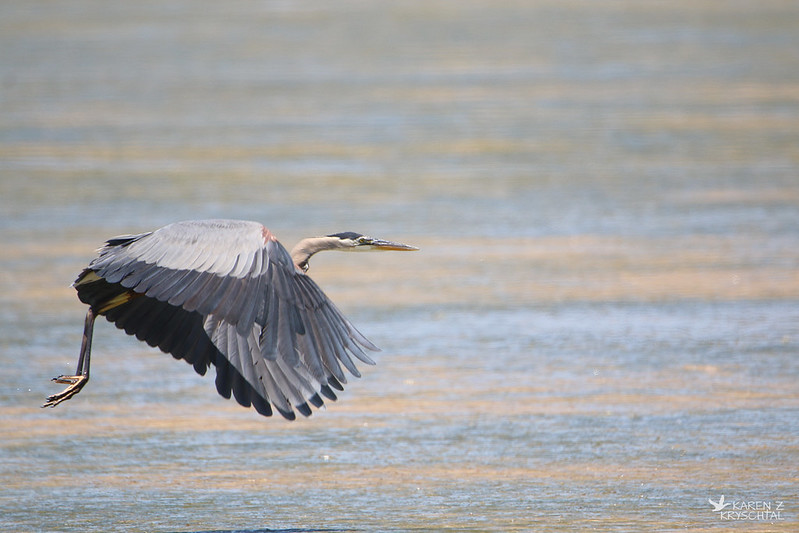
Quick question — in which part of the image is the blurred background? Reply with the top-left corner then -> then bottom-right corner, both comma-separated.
1,1 -> 797,531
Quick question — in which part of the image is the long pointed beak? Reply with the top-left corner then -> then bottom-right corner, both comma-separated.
365,238 -> 419,251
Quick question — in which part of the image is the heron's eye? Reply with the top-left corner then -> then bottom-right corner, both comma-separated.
299,261 -> 309,273
357,237 -> 369,245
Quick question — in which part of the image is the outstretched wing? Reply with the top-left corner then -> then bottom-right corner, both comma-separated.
80,219 -> 378,419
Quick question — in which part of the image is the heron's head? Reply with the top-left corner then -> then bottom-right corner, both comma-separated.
291,232 -> 418,272
326,232 -> 419,252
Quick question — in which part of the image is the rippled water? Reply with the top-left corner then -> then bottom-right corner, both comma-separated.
1,1 -> 798,532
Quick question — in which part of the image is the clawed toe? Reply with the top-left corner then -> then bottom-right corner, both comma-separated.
52,375 -> 80,385
42,375 -> 88,408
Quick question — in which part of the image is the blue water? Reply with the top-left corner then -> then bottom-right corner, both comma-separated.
1,1 -> 798,531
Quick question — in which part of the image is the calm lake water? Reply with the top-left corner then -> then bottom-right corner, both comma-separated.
1,1 -> 798,531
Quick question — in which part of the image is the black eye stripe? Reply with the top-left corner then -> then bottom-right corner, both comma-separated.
326,232 -> 363,240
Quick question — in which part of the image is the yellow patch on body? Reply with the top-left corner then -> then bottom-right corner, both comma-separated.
73,271 -> 102,286
97,291 -> 140,314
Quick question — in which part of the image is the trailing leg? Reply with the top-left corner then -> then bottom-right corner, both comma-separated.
42,308 -> 96,408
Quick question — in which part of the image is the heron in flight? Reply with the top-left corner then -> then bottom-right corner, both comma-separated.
43,219 -> 417,419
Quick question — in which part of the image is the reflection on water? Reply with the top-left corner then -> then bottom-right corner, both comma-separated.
1,1 -> 798,532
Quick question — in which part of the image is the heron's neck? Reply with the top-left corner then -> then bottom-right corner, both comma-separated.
290,236 -> 345,270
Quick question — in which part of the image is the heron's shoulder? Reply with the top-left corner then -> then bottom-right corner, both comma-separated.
160,218 -> 266,235
151,219 -> 279,246
94,219 -> 286,277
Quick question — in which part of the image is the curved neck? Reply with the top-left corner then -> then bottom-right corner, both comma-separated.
290,236 -> 346,271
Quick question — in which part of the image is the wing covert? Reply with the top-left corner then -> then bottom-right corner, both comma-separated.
88,219 -> 271,332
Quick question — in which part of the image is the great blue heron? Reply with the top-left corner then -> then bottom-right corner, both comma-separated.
43,219 -> 417,419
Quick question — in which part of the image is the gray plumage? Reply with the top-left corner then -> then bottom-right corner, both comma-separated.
43,219 -> 417,419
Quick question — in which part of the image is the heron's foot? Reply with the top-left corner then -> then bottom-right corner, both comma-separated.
42,375 -> 88,408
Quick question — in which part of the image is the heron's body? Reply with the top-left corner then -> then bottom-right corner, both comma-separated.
43,219 -> 417,419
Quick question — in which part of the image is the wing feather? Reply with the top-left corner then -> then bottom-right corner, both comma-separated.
306,311 -> 347,383
90,220 -> 267,329
259,292 -> 280,361
84,219 -> 381,419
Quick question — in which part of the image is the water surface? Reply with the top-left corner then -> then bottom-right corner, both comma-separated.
1,1 -> 798,531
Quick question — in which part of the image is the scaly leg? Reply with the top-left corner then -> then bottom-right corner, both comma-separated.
43,308 -> 96,408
